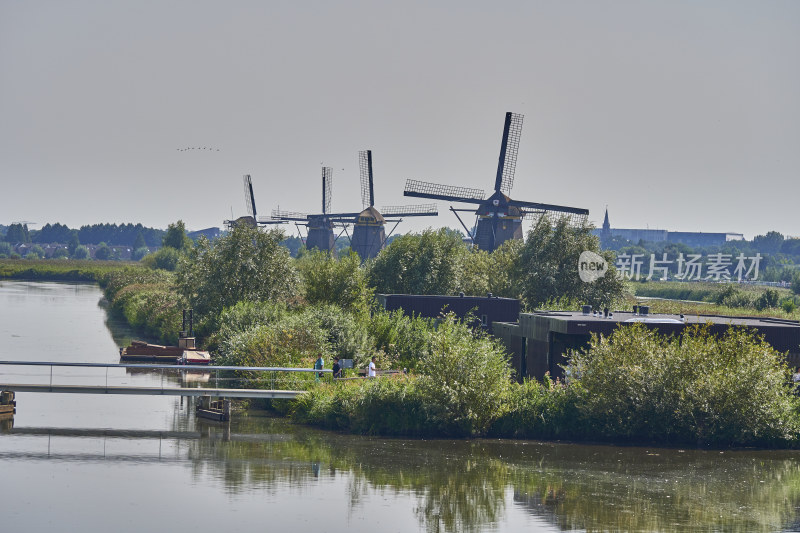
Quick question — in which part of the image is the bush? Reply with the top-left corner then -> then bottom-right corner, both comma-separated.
100,267 -> 182,343
489,377 -> 583,439
568,324 -> 800,446
368,308 -> 435,371
715,285 -> 754,308
142,247 -> 182,271
304,304 -> 374,366
291,377 -> 447,436
415,314 -> 513,435
755,288 -> 781,311
216,311 -> 330,368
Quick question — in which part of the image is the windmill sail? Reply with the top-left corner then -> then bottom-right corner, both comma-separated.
404,179 -> 485,203
380,204 -> 439,218
243,175 -> 257,218
359,150 -> 375,208
322,167 -> 332,214
494,112 -> 523,195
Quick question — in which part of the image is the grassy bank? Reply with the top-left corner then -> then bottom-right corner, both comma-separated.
0,258 -> 132,282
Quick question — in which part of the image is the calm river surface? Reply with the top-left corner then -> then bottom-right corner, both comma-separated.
2,280 -> 800,532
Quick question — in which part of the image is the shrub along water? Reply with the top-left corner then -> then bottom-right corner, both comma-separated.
567,323 -> 800,447
291,314 -> 513,437
100,267 -> 184,344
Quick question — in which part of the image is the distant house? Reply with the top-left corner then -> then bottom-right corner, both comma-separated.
188,227 -> 221,240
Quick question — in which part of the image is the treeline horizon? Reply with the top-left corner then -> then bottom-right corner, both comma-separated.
601,229 -> 800,283
1,222 -> 164,247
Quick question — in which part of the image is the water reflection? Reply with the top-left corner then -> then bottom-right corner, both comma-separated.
179,416 -> 800,532
4,413 -> 800,531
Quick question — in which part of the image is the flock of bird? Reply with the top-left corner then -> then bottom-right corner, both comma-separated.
176,147 -> 220,151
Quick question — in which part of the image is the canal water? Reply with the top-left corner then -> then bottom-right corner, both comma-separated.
2,280 -> 800,532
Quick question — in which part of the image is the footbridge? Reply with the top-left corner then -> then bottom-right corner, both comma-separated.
0,361 -> 326,401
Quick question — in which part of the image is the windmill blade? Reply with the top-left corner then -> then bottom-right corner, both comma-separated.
359,150 -> 375,208
510,198 -> 588,216
322,167 -> 332,214
519,202 -> 589,227
324,211 -> 362,220
380,204 -> 438,217
243,175 -> 257,218
524,210 -> 589,228
494,112 -> 524,195
404,179 -> 485,204
270,209 -> 310,221
258,216 -> 289,225
325,215 -> 360,224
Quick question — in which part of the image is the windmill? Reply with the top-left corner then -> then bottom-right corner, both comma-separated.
404,112 -> 589,251
263,167 -> 361,254
350,150 -> 438,260
265,151 -> 438,260
224,175 -> 259,229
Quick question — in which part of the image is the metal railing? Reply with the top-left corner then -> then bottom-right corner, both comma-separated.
0,361 -> 331,394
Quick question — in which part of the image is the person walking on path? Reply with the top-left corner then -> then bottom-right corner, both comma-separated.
368,356 -> 377,378
314,355 -> 324,382
332,356 -> 342,379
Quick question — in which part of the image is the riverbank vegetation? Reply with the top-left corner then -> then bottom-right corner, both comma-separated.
0,258 -> 130,282
5,218 -> 800,447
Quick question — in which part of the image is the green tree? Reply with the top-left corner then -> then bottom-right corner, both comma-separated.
72,245 -> 89,259
792,272 -> 800,297
176,225 -> 301,320
94,242 -> 112,260
162,220 -> 192,251
0,242 -> 13,257
460,239 -> 523,298
133,232 -> 147,250
368,228 -> 469,295
4,223 -> 30,244
516,217 -> 625,309
753,231 -> 784,254
51,247 -> 69,259
132,247 -> 149,261
67,232 -> 80,256
297,249 -> 372,313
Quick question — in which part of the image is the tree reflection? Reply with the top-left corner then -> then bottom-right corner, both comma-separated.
179,415 -> 800,532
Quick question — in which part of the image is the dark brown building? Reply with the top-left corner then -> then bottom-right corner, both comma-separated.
377,294 -> 520,334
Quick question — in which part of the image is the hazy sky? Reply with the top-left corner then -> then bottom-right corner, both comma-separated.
2,0 -> 798,239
